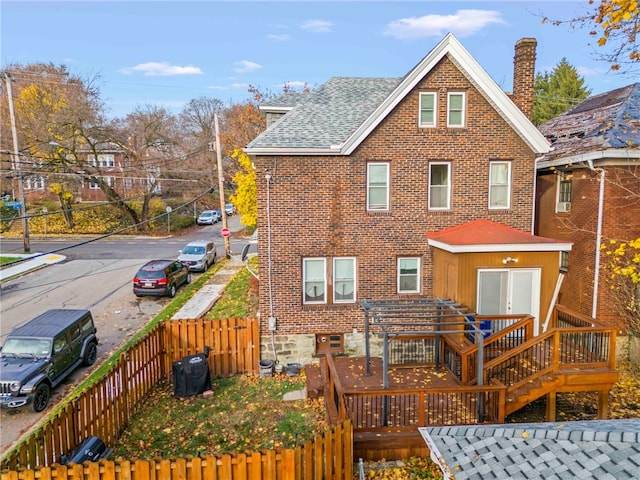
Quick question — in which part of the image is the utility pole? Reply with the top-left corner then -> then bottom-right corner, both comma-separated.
214,113 -> 230,258
3,71 -> 30,253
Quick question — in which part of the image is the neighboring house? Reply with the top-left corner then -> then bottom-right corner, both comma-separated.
22,142 -> 161,203
244,33 -> 573,365
535,83 -> 640,331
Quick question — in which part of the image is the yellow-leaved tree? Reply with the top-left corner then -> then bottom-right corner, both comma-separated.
48,182 -> 75,229
229,149 -> 257,232
602,237 -> 640,339
544,0 -> 639,74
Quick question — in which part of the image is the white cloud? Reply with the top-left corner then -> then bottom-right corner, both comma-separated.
301,19 -> 333,33
268,33 -> 291,41
234,60 -> 262,74
119,62 -> 203,76
383,10 -> 506,40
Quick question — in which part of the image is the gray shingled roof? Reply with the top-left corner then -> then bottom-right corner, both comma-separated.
246,77 -> 401,150
420,419 -> 640,479
538,83 -> 640,161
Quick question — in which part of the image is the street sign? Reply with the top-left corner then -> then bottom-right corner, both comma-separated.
221,228 -> 230,238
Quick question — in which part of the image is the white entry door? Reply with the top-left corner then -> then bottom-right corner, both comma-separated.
477,268 -> 541,334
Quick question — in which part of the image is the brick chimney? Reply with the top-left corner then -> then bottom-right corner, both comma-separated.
512,38 -> 537,119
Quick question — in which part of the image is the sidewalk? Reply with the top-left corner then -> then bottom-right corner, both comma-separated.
171,254 -> 246,319
0,253 -> 67,282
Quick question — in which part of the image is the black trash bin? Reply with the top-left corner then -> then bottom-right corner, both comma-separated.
61,436 -> 110,464
173,352 -> 212,398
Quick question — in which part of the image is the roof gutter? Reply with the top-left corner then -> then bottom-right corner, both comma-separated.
537,148 -> 640,170
427,239 -> 573,253
243,146 -> 343,156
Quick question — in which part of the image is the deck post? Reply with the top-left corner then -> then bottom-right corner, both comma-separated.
597,390 -> 609,419
435,303 -> 442,371
364,308 -> 371,376
545,391 -> 557,421
382,332 -> 389,389
477,328 -> 485,421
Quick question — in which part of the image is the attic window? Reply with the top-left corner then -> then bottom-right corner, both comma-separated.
418,92 -> 437,127
447,92 -> 465,127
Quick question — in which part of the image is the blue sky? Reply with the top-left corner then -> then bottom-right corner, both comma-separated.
1,1 -> 633,119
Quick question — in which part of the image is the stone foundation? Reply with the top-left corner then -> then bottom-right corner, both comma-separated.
259,332 -> 384,366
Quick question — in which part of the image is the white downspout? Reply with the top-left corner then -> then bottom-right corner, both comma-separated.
589,162 -> 606,318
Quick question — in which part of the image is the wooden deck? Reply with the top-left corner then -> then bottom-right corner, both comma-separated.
306,305 -> 620,461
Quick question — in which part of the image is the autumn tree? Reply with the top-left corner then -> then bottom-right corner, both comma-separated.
602,238 -> 640,338
543,0 -> 639,74
106,105 -> 185,230
0,63 -> 104,224
179,97 -> 225,189
229,149 -> 257,231
533,58 -> 591,125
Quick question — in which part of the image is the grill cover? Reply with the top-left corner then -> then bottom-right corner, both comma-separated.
172,353 -> 212,398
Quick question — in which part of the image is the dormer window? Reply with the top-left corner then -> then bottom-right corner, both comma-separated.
447,92 -> 465,127
418,92 -> 437,128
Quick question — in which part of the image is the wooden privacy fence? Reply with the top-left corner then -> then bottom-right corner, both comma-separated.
1,318 -> 260,471
0,420 -> 353,480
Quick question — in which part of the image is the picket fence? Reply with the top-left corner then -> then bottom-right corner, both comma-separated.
0,318 -> 353,479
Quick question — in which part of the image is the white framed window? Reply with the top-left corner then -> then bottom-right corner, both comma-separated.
87,154 -> 115,168
489,161 -> 511,209
333,257 -> 356,303
556,174 -> 572,213
398,257 -> 421,293
447,92 -> 465,127
429,162 -> 451,210
25,176 -> 45,190
367,162 -> 389,211
89,176 -> 114,190
303,258 -> 326,304
418,92 -> 437,127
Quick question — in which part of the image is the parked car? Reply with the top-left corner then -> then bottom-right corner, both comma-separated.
177,240 -> 217,272
133,260 -> 191,297
225,203 -> 236,216
213,209 -> 223,221
0,309 -> 98,412
197,210 -> 218,225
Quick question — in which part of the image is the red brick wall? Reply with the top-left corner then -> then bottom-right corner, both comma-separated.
536,166 -> 640,330
254,57 -> 538,336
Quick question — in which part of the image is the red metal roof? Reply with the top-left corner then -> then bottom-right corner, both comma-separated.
427,219 -> 572,253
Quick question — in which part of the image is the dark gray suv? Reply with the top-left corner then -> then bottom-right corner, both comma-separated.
0,309 -> 98,412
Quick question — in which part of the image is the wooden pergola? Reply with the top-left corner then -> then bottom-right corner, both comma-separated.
358,298 -> 490,388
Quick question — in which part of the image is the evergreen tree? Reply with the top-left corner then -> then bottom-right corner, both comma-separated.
532,58 -> 591,125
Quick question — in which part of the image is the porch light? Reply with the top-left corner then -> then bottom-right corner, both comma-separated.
502,257 -> 519,264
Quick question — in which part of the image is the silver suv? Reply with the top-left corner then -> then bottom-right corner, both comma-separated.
177,240 -> 217,272
0,309 -> 98,412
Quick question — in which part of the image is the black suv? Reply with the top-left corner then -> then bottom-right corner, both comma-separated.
0,309 -> 98,412
132,259 -> 191,297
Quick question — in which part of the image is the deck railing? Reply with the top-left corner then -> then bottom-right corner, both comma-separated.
483,327 -> 616,390
324,352 -> 506,431
444,314 -> 535,384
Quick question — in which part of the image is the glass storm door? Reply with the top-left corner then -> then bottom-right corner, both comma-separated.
477,268 -> 541,334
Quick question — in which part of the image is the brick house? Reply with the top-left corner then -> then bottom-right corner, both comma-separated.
535,83 -> 640,331
245,33 -> 568,365
21,143 -> 160,203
